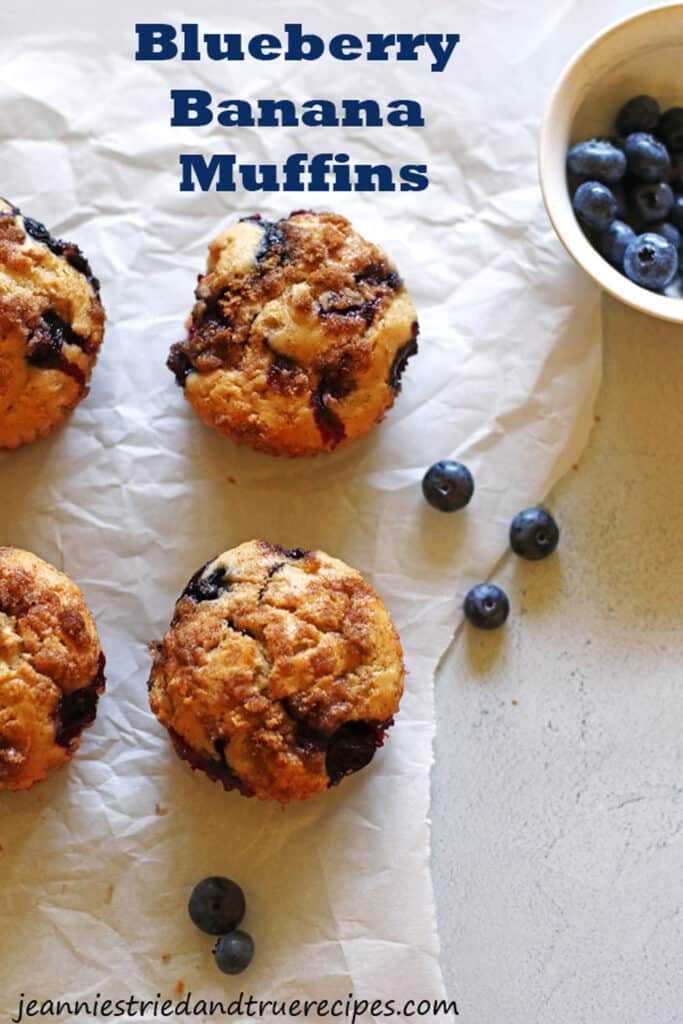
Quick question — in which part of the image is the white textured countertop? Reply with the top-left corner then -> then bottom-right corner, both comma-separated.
433,295 -> 683,1022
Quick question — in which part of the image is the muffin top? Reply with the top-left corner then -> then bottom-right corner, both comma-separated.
0,547 -> 105,792
168,211 -> 419,456
0,198 -> 105,449
148,540 -> 405,804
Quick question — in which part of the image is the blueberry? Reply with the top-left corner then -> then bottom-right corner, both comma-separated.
669,154 -> 683,189
422,460 -> 474,512
388,329 -> 419,392
624,133 -> 671,182
325,722 -> 378,786
182,565 -> 228,603
572,181 -> 617,231
600,220 -> 635,268
631,181 -> 674,223
188,877 -> 245,936
167,345 -> 194,386
670,195 -> 683,232
623,232 -> 679,291
464,583 -> 509,631
658,107 -> 683,152
214,930 -> 254,976
616,95 -> 660,136
652,221 -> 682,252
566,139 -> 626,184
509,508 -> 560,561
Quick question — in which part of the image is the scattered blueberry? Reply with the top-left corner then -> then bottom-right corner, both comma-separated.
572,181 -> 617,231
670,194 -> 683,232
566,139 -> 626,184
623,232 -> 678,291
509,508 -> 560,561
422,460 -> 474,512
624,133 -> 671,182
188,877 -> 246,936
214,930 -> 255,976
616,95 -> 660,136
464,583 -> 510,631
600,220 -> 635,268
631,181 -> 674,223
658,107 -> 683,152
652,221 -> 682,252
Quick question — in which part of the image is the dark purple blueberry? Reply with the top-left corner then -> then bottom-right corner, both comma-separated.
631,181 -> 674,223
355,261 -> 402,289
310,366 -> 352,447
670,195 -> 683,232
26,328 -> 63,369
21,214 -> 100,294
182,564 -> 228,603
29,308 -> 89,355
278,547 -> 307,560
623,232 -> 678,291
464,583 -> 509,631
22,216 -> 52,246
388,323 -> 418,393
624,133 -> 671,182
422,460 -> 474,512
566,139 -> 626,184
54,651 -> 106,749
25,308 -> 90,392
61,244 -> 101,294
214,930 -> 254,975
669,155 -> 683,189
325,722 -> 378,785
319,295 -> 380,327
167,344 -> 194,386
188,877 -> 245,936
572,181 -> 617,231
652,221 -> 682,253
600,220 -> 635,268
256,219 -> 288,265
267,352 -> 301,392
282,698 -> 327,755
509,508 -> 560,561
658,107 -> 683,152
167,729 -> 253,797
616,95 -> 660,136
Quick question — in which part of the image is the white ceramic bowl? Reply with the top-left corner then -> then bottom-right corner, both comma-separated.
539,3 -> 683,324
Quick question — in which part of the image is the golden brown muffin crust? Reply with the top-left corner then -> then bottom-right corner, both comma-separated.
0,198 -> 105,449
0,547 -> 105,792
148,540 -> 405,804
168,211 -> 419,456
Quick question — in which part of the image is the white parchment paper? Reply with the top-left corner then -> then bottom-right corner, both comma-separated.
0,0 -> 601,1018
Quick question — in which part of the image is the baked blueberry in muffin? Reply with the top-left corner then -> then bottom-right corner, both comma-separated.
167,211 -> 419,456
148,540 -> 404,803
0,547 -> 106,792
0,198 -> 105,448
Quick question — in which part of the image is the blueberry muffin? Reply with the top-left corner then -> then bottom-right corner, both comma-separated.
167,211 -> 419,456
148,540 -> 404,804
0,547 -> 106,792
0,199 -> 105,449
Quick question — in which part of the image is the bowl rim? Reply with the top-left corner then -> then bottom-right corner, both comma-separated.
539,2 -> 683,325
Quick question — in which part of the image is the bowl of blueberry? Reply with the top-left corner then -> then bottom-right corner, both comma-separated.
539,4 -> 683,323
